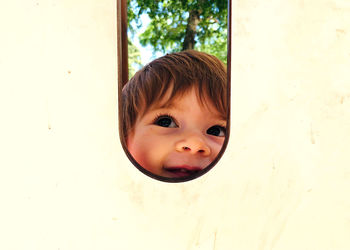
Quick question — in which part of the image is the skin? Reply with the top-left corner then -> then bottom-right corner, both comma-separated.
127,87 -> 226,178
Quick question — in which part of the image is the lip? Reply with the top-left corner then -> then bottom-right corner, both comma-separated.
163,165 -> 203,178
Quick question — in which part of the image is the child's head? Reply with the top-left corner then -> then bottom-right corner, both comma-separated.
122,50 -> 227,178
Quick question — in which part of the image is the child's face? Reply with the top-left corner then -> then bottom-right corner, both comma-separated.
127,88 -> 226,178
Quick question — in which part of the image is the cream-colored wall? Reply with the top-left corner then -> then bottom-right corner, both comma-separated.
1,0 -> 349,249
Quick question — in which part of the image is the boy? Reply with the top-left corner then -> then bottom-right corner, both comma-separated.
121,50 -> 228,179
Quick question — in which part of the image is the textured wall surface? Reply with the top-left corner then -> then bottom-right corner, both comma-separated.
1,0 -> 349,249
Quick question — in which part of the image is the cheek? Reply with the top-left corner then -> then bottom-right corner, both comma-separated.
127,133 -> 169,173
142,137 -> 168,163
128,139 -> 149,165
209,138 -> 225,157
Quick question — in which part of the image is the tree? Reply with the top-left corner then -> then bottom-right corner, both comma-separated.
127,0 -> 227,64
128,38 -> 143,78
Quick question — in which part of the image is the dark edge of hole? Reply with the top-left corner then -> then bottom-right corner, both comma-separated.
117,0 -> 232,183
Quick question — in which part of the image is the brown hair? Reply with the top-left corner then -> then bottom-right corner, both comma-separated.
121,50 -> 227,143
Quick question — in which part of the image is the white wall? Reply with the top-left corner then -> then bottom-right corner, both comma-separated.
0,0 -> 349,249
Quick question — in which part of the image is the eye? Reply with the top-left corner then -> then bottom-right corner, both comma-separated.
154,115 -> 178,128
207,125 -> 226,137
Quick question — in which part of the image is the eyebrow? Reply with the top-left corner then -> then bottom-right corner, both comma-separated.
151,105 -> 227,124
151,99 -> 227,120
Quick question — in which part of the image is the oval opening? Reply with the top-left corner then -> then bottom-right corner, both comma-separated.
117,0 -> 231,182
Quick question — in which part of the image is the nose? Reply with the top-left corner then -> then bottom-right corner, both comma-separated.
175,134 -> 211,156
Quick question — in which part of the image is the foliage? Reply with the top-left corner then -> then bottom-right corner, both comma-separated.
128,39 -> 143,78
127,0 -> 227,63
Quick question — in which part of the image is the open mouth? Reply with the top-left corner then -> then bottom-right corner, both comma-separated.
163,166 -> 203,178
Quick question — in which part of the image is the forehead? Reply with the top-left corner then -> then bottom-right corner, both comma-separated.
148,87 -> 226,120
